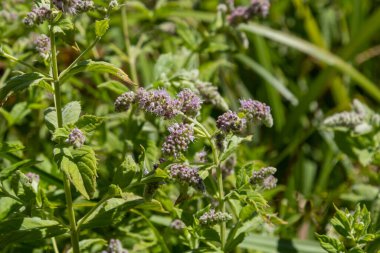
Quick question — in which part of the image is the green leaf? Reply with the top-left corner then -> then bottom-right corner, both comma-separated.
315,234 -> 344,253
53,17 -> 74,35
235,54 -> 298,105
0,73 -> 45,103
240,234 -> 325,253
11,171 -> 37,204
0,217 -> 68,248
201,228 -> 220,243
62,101 -> 81,126
44,107 -> 58,131
59,60 -> 135,88
76,115 -> 104,133
331,205 -> 351,237
79,195 -> 144,229
55,146 -> 97,200
0,160 -> 40,179
68,239 -> 107,253
98,80 -> 130,94
239,23 -> 380,102
113,155 -> 138,188
220,135 -> 252,163
0,142 -> 24,154
95,19 -> 109,37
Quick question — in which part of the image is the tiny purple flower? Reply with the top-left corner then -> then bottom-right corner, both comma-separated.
66,128 -> 85,148
136,88 -> 180,119
34,34 -> 51,58
177,89 -> 202,116
216,110 -> 246,133
23,6 -> 51,26
239,99 -> 273,127
162,123 -> 194,158
170,219 -> 186,231
169,164 -> 204,191
114,91 -> 136,112
250,166 -> 277,189
199,209 -> 232,226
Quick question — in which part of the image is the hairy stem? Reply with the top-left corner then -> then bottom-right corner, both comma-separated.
181,114 -> 226,249
121,6 -> 138,84
50,27 -> 80,253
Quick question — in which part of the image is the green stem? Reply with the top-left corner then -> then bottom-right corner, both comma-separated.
59,37 -> 101,80
77,195 -> 110,229
50,27 -> 80,253
51,237 -> 59,253
181,113 -> 226,249
121,6 -> 138,84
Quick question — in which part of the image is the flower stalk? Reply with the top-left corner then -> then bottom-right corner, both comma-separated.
50,23 -> 80,253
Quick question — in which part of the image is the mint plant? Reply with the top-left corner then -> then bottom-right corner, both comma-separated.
316,204 -> 379,253
0,0 -> 280,252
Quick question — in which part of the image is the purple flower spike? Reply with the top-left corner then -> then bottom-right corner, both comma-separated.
23,6 -> 51,26
34,35 -> 51,58
114,91 -> 135,112
66,128 -> 85,148
216,110 -> 246,133
177,89 -> 202,116
136,88 -> 180,119
162,123 -> 194,158
169,164 -> 204,191
239,99 -> 273,127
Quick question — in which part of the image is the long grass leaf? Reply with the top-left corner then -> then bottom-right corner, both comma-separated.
239,22 -> 380,102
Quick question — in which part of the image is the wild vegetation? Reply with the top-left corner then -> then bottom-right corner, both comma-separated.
0,0 -> 379,252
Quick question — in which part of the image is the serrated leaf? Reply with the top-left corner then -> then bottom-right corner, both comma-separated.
0,73 -> 45,104
95,19 -> 109,37
44,107 -> 58,131
76,115 -> 104,133
53,17 -> 74,35
315,234 -> 344,253
11,171 -> 37,204
0,217 -> 68,248
78,195 -> 144,229
0,142 -> 24,153
59,60 -> 135,88
55,146 -> 97,200
52,127 -> 71,142
62,101 -> 81,125
113,155 -> 138,188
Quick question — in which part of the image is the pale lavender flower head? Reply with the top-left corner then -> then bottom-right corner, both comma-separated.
66,128 -> 85,148
136,88 -> 180,119
177,89 -> 202,116
239,99 -> 273,127
323,112 -> 364,128
228,0 -> 270,24
23,6 -> 51,26
34,34 -> 51,58
170,219 -> 186,231
216,110 -> 246,133
162,123 -> 194,158
103,238 -> 128,253
199,209 -> 232,226
53,0 -> 93,15
194,150 -> 208,163
169,164 -> 204,191
250,166 -> 277,189
114,91 -> 135,112
251,0 -> 270,17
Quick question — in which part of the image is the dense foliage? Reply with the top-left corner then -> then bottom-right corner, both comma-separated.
0,0 -> 380,252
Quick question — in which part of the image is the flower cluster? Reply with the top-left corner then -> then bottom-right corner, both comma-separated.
53,0 -> 94,15
199,209 -> 232,226
169,164 -> 204,191
250,166 -> 277,189
33,34 -> 50,58
195,81 -> 229,111
228,0 -> 270,24
114,91 -> 135,112
23,5 -> 51,26
66,128 -> 85,148
101,239 -> 128,253
136,88 -> 180,119
323,112 -> 364,128
216,110 -> 246,134
109,0 -> 119,9
177,89 -> 202,116
194,150 -> 208,163
162,123 -> 194,158
239,99 -> 273,127
170,219 -> 186,231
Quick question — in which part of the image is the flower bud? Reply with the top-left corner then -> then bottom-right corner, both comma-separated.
162,123 -> 194,158
66,128 -> 85,148
199,209 -> 232,226
169,164 -> 204,191
216,110 -> 246,133
114,91 -> 136,112
34,34 -> 51,58
239,99 -> 273,127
